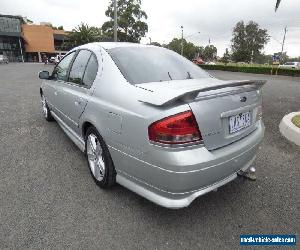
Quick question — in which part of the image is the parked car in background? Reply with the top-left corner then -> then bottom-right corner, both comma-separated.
206,61 -> 216,65
0,55 -> 9,64
280,62 -> 300,69
54,55 -> 64,64
48,56 -> 55,64
192,57 -> 205,65
39,43 -> 265,208
48,55 -> 64,65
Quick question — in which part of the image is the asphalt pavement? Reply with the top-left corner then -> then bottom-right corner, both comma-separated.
0,63 -> 299,249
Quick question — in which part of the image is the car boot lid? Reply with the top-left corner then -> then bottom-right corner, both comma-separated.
136,78 -> 266,106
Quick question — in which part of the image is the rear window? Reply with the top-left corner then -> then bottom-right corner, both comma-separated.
108,46 -> 209,84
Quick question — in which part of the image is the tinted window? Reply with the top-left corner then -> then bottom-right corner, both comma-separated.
82,54 -> 98,88
52,52 -> 75,81
108,47 -> 209,84
69,50 -> 92,85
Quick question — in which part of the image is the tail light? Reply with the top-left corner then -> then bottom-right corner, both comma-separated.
148,111 -> 202,145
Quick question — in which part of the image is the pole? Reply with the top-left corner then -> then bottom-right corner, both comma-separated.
250,38 -> 254,64
149,37 -> 152,44
250,37 -> 256,64
280,26 -> 287,62
180,26 -> 183,55
18,37 -> 24,62
113,0 -> 118,42
180,31 -> 200,56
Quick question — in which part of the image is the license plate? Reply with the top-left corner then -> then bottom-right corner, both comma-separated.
229,112 -> 251,134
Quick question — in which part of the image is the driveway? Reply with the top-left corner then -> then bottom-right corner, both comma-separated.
0,64 -> 299,249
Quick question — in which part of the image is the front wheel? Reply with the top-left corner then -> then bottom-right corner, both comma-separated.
85,126 -> 116,188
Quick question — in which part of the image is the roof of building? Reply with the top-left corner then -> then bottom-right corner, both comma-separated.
53,29 -> 68,41
0,14 -> 25,23
22,24 -> 55,53
52,29 -> 68,35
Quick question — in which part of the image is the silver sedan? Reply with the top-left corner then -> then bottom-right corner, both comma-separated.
39,42 -> 265,208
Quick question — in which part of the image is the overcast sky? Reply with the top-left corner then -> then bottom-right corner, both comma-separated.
1,0 -> 299,57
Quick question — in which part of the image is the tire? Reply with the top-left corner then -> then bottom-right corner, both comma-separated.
41,94 -> 54,121
85,126 -> 116,188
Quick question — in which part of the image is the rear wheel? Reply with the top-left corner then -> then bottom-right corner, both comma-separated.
85,126 -> 116,188
41,94 -> 53,121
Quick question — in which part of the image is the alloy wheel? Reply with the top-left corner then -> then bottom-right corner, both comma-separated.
86,133 -> 106,181
41,95 -> 48,118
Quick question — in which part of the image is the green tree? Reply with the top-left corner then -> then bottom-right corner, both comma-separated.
168,38 -> 203,60
102,0 -> 148,42
231,21 -> 269,63
64,23 -> 104,49
45,23 -> 64,30
221,48 -> 231,65
255,54 -> 273,64
25,18 -> 33,24
150,41 -> 161,47
202,45 -> 217,61
274,52 -> 289,63
288,56 -> 300,62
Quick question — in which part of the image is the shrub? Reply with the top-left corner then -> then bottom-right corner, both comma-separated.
292,115 -> 300,128
199,64 -> 300,77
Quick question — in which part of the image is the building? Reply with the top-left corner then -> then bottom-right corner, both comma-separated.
22,24 -> 55,62
0,14 -> 25,62
0,14 -> 69,62
53,29 -> 69,55
22,24 -> 69,62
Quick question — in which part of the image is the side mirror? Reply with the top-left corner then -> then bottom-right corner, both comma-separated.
39,71 -> 50,79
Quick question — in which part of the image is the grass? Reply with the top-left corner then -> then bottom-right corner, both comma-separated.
292,115 -> 300,128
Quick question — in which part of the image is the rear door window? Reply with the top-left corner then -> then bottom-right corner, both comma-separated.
68,50 -> 92,85
82,54 -> 98,88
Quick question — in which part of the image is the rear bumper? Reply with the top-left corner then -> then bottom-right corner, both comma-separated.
117,171 -> 239,209
110,121 -> 264,208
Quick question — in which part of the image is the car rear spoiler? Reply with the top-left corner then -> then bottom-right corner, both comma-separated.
137,79 -> 266,106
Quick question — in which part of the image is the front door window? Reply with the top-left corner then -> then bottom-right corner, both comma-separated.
52,52 -> 75,81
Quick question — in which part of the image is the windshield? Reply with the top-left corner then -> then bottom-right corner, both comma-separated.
108,46 -> 210,84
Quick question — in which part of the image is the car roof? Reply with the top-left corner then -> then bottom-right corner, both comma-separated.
78,42 -> 153,51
